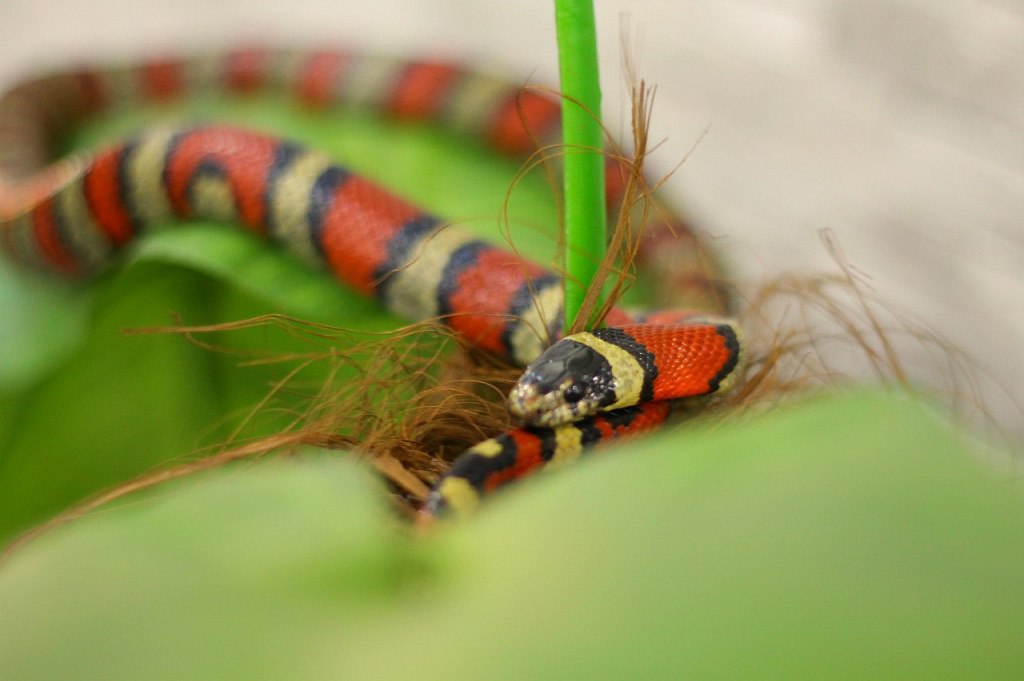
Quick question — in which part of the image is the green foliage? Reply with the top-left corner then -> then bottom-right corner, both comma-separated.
0,392 -> 1020,680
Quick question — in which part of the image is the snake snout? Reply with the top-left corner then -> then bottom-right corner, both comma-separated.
508,382 -> 564,427
508,375 -> 604,428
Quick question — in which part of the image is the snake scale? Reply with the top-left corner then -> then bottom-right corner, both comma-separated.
0,48 -> 742,517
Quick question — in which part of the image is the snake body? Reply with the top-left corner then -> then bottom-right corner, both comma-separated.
0,48 -> 741,516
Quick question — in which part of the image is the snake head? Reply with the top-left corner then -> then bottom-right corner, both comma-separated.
508,337 -> 616,427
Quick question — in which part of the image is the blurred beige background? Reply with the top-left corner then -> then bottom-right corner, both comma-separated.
1,0 -> 1021,441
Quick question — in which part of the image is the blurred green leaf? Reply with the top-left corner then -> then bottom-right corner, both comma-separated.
0,392 -> 1019,680
0,458 -> 426,681
0,258 -> 94,389
391,390 -> 1024,680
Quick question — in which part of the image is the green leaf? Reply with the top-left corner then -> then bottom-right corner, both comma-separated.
390,390 -> 1024,680
0,257 -> 94,389
0,458 -> 427,681
0,264 -> 225,541
0,392 -> 1020,680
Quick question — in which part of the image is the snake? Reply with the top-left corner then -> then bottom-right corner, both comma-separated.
0,48 -> 742,517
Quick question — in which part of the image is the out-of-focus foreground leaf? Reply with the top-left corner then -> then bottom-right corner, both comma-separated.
0,391 -> 1020,680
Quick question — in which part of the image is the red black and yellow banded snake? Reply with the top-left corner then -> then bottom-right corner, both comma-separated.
0,48 -> 742,517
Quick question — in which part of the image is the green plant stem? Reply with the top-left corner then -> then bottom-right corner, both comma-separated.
555,0 -> 605,331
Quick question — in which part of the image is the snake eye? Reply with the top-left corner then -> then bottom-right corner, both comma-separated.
563,383 -> 585,404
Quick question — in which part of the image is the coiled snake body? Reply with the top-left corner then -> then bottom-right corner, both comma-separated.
0,48 -> 741,516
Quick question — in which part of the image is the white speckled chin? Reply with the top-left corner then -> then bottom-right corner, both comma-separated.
507,382 -> 598,428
